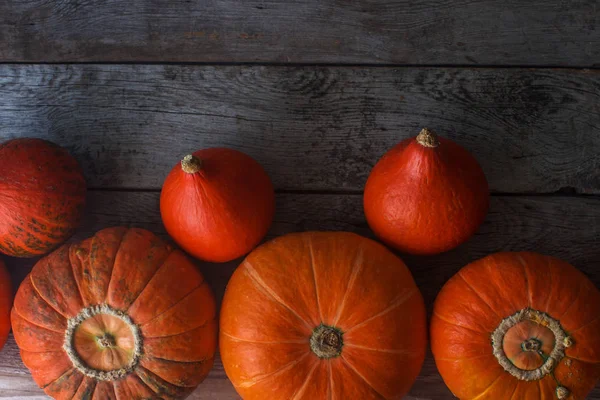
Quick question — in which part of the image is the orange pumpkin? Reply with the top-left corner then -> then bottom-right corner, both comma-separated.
11,227 -> 217,399
0,258 -> 11,351
364,128 -> 489,255
220,231 -> 427,399
0,138 -> 86,257
160,148 -> 275,263
431,252 -> 600,399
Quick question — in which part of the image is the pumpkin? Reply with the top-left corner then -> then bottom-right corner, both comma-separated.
11,227 -> 217,399
363,128 -> 489,255
431,252 -> 600,399
160,148 -> 275,263
220,231 -> 427,399
0,138 -> 86,257
0,258 -> 11,351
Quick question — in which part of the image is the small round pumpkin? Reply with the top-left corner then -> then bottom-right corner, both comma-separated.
0,258 -> 11,351
0,138 -> 86,257
364,128 -> 489,255
160,148 -> 275,263
220,231 -> 427,399
11,227 -> 217,399
431,252 -> 600,399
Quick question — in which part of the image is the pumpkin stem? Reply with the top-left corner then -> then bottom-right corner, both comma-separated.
310,324 -> 343,359
97,334 -> 117,348
416,128 -> 439,148
181,154 -> 203,174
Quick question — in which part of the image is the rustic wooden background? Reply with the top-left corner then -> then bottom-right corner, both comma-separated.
1,1 -> 599,399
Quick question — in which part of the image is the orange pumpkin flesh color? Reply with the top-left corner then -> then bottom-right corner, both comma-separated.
431,252 -> 600,399
160,148 -> 275,263
0,258 -> 11,351
364,128 -> 489,255
220,231 -> 427,399
0,138 -> 86,257
11,227 -> 217,399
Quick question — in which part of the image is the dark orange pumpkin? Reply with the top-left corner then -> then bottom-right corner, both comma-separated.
160,148 -> 275,263
0,138 -> 86,257
0,258 -> 11,351
364,128 -> 489,255
220,231 -> 427,399
431,252 -> 600,399
11,227 -> 217,399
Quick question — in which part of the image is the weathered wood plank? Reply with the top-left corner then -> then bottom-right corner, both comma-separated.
1,65 -> 600,193
1,191 -> 599,398
0,0 -> 599,65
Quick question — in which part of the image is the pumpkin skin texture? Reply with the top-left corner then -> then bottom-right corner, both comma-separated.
431,252 -> 600,399
0,138 -> 86,257
363,128 -> 489,255
0,258 -> 11,351
11,227 -> 217,400
160,148 -> 275,263
220,231 -> 427,400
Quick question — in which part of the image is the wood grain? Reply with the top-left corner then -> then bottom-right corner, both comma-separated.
1,65 -> 600,193
1,191 -> 599,399
1,0 -> 599,65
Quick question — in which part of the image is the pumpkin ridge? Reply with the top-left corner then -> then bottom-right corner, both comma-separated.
103,229 -> 131,304
556,277 -> 585,321
457,272 -> 502,320
143,317 -> 213,340
236,353 -> 311,389
243,261 -> 313,331
432,311 -> 486,334
290,360 -> 319,400
543,258 -> 555,313
11,306 -> 63,333
140,281 -> 208,328
433,354 -> 491,362
307,237 -> 324,323
345,288 -> 417,333
29,274 -> 70,319
147,355 -> 215,365
327,361 -> 334,400
507,381 -> 519,400
124,247 -> 178,314
130,368 -> 164,397
42,367 -> 76,389
569,315 -> 600,333
343,343 -> 419,356
340,355 -> 387,400
138,361 -> 197,389
221,331 -> 306,345
332,248 -> 363,326
68,245 -> 87,311
471,372 -> 504,400
516,255 -> 533,308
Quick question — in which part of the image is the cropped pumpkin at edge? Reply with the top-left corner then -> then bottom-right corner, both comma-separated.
160,147 -> 275,263
0,138 -> 86,257
364,128 -> 489,255
220,231 -> 427,400
0,258 -> 11,352
11,226 -> 217,399
431,251 -> 600,400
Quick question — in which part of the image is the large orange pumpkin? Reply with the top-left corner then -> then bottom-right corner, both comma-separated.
220,231 -> 427,399
11,227 -> 217,399
364,128 -> 489,255
431,252 -> 600,399
0,138 -> 86,257
0,258 -> 11,351
160,148 -> 275,263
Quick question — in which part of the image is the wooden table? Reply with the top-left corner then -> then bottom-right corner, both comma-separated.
1,1 -> 599,399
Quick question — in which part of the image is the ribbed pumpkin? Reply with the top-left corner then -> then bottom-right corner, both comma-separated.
0,138 -> 86,257
0,258 -> 11,351
160,148 -> 275,263
11,227 -> 217,399
220,231 -> 427,399
364,128 -> 489,255
431,252 -> 600,399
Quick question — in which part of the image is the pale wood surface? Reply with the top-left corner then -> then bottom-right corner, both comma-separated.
1,192 -> 599,398
1,65 -> 599,193
1,0 -> 599,66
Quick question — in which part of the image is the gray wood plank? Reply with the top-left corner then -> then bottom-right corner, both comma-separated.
1,191 -> 599,399
1,65 -> 600,193
0,0 -> 599,65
